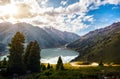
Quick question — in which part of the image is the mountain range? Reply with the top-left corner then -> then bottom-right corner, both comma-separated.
0,22 -> 79,50
67,22 -> 120,64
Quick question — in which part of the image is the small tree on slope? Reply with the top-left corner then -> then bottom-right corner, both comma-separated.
56,56 -> 64,70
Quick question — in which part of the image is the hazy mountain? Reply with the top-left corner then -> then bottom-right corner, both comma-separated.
0,43 -> 6,52
0,22 -> 79,49
67,22 -> 120,63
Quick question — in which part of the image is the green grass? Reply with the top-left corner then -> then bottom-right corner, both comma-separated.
1,63 -> 120,79
23,64 -> 120,79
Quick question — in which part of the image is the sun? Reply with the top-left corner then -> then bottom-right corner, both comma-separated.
0,3 -> 18,23
4,4 -> 18,16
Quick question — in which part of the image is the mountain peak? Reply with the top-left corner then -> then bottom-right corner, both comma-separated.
0,22 -> 79,49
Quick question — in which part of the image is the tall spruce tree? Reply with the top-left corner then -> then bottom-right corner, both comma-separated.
47,63 -> 51,69
8,32 -> 25,74
23,41 -> 34,70
27,41 -> 41,72
99,60 -> 104,66
2,58 -> 7,67
56,56 -> 64,70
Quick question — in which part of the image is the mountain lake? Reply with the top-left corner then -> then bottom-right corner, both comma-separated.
0,48 -> 79,64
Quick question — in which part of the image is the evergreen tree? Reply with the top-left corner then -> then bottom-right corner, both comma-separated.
0,61 -> 1,67
41,64 -> 46,71
27,41 -> 41,72
50,66 -> 53,69
56,56 -> 64,70
99,60 -> 104,66
23,41 -> 34,70
47,63 -> 51,69
2,58 -> 7,67
8,32 -> 25,74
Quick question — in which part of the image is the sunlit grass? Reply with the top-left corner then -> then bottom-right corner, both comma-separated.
1,62 -> 117,79
24,65 -> 120,79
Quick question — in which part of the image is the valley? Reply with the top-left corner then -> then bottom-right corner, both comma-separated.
0,22 -> 120,65
0,0 -> 120,78
0,22 -> 120,79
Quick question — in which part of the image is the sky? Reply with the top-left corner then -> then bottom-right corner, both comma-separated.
0,0 -> 120,35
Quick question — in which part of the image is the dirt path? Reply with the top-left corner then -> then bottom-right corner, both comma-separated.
70,62 -> 98,67
70,62 -> 120,67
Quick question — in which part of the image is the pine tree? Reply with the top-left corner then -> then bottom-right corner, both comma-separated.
56,56 -> 64,70
0,61 -> 1,67
2,58 -> 7,67
27,41 -> 41,72
47,63 -> 51,69
23,41 -> 34,70
99,60 -> 104,66
41,64 -> 46,71
8,32 -> 25,74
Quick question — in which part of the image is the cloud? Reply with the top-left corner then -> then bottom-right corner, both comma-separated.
0,0 -> 10,5
14,0 -> 120,34
102,0 -> 120,5
0,0 -> 119,34
32,20 -> 47,25
14,3 -> 37,19
16,0 -> 95,33
36,0 -> 48,7
61,0 -> 68,6
83,15 -> 94,22
66,2 -> 85,14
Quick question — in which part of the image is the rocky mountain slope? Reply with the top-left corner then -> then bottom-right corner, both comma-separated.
67,22 -> 120,63
0,22 -> 79,49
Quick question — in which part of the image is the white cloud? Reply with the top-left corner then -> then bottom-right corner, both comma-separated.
83,15 -> 94,22
0,0 -> 97,33
0,0 -> 119,34
13,3 -> 37,19
102,0 -> 120,5
0,0 -> 10,5
66,2 -> 88,14
36,0 -> 48,7
61,0 -> 68,6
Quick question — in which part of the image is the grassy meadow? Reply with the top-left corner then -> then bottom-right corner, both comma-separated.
20,63 -> 120,79
0,60 -> 120,79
